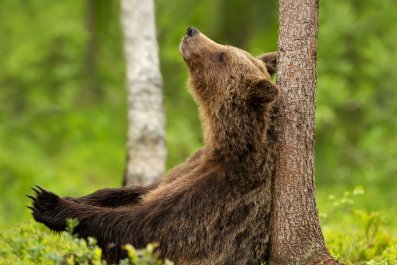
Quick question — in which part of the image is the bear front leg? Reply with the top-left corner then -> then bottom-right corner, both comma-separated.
65,184 -> 158,208
29,186 -> 137,241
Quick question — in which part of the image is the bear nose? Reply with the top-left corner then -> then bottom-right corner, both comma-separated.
186,26 -> 198,37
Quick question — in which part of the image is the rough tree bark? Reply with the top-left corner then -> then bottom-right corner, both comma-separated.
120,0 -> 166,186
269,0 -> 340,264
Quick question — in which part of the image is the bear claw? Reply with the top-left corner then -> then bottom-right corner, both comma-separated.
36,185 -> 47,192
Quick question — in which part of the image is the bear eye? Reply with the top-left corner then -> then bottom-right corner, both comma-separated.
215,52 -> 227,63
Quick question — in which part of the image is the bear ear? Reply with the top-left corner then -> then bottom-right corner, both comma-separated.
257,52 -> 278,75
249,79 -> 280,105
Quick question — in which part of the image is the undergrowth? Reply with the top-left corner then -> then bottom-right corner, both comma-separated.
320,187 -> 397,264
0,188 -> 396,264
0,219 -> 173,265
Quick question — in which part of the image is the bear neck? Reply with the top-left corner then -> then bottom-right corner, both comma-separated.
201,105 -> 271,172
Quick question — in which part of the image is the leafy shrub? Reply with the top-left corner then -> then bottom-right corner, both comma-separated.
0,220 -> 173,265
321,187 -> 397,264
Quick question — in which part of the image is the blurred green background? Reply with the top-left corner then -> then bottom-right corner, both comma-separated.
0,0 -> 396,233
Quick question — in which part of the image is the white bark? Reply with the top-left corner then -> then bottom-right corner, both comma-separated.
120,0 -> 166,186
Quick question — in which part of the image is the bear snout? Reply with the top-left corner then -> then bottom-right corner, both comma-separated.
186,26 -> 198,37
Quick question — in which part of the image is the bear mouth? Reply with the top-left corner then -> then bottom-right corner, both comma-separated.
180,37 -> 192,58
179,40 -> 188,59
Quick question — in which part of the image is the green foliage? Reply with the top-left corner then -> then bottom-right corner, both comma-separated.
122,244 -> 173,265
0,0 -> 127,227
1,190 -> 396,264
0,221 -> 103,265
316,0 -> 397,222
320,188 -> 397,264
0,1 -> 396,264
0,220 -> 172,265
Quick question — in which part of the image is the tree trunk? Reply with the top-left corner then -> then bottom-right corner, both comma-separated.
269,0 -> 340,264
120,0 -> 166,186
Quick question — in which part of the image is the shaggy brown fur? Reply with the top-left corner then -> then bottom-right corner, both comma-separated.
66,148 -> 204,208
30,27 -> 279,265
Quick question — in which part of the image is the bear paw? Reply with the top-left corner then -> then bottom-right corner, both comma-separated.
27,186 -> 67,231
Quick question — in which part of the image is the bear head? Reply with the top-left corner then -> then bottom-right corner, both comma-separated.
180,27 -> 279,162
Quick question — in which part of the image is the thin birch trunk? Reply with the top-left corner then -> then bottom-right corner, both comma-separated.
269,0 -> 340,264
120,0 -> 166,186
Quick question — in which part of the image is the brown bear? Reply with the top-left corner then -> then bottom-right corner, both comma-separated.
63,148 -> 205,208
29,27 -> 279,265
